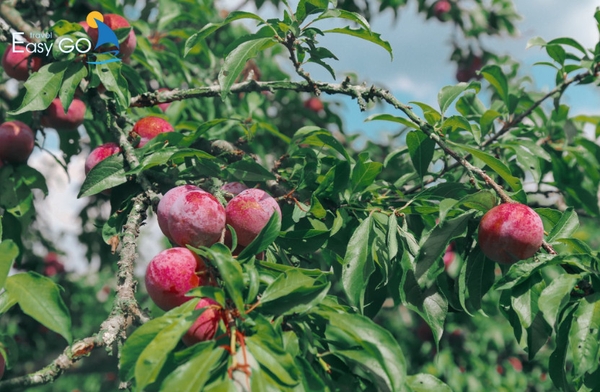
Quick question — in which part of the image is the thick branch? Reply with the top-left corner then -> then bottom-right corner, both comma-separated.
0,3 -> 42,42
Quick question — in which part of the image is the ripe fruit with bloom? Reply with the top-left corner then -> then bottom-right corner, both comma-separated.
130,116 -> 174,148
225,189 -> 281,246
478,203 -> 544,264
0,121 -> 35,163
157,185 -> 203,242
2,45 -> 42,81
42,98 -> 86,130
87,14 -> 137,59
84,143 -> 121,174
168,190 -> 226,248
181,298 -> 221,346
145,247 -> 210,311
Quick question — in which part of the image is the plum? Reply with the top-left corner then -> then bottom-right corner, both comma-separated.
145,247 -> 210,311
478,203 -> 544,264
225,189 -> 281,246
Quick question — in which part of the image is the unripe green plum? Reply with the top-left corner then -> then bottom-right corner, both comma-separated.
478,203 -> 543,264
0,121 -> 35,163
130,116 -> 174,148
145,247 -> 210,311
225,189 -> 281,246
157,185 -> 203,242
2,45 -> 42,81
42,98 -> 86,130
181,298 -> 221,346
84,142 -> 121,174
168,190 -> 226,248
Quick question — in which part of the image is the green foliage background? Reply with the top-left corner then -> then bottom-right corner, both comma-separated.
0,0 -> 598,391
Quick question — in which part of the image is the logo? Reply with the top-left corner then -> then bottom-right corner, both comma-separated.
10,11 -> 123,65
85,11 -> 121,65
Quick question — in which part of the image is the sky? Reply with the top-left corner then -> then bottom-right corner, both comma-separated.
27,0 -> 600,274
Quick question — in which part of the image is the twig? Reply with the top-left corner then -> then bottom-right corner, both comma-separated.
0,194 -> 150,391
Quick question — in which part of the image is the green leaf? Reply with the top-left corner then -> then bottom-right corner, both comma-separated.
78,153 -> 127,198
539,273 -> 580,328
0,291 -> 17,314
5,272 -> 71,343
351,154 -> 382,193
135,305 -> 202,391
406,131 -> 435,179
458,247 -> 495,315
184,12 -> 267,57
526,36 -> 547,49
203,244 -> 245,312
259,270 -> 330,315
238,211 -> 281,261
479,65 -> 509,105
94,58 -> 131,111
9,61 -> 69,115
218,34 -> 274,98
494,258 -> 548,291
341,216 -> 374,311
438,83 -> 476,115
364,113 -> 419,130
449,141 -> 522,191
160,342 -> 222,392
546,208 -> 579,243
406,374 -> 452,392
570,293 -> 600,378
414,212 -> 474,288
323,26 -> 392,60
457,190 -> 496,212
245,336 -> 299,387
291,126 -> 351,161
319,311 -> 406,392
0,240 -> 18,289
120,301 -> 199,381
226,159 -> 277,182
549,305 -> 577,392
59,62 -> 88,112
547,37 -> 588,55
314,9 -> 370,30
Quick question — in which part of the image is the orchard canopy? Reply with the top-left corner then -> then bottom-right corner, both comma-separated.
0,0 -> 599,391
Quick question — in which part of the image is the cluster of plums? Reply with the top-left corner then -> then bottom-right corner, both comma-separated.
145,183 -> 281,345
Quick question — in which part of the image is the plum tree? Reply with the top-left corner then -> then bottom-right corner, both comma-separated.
87,14 -> 137,59
130,116 -> 174,147
84,142 -> 121,174
478,203 -> 544,264
168,190 -> 226,248
181,298 -> 221,346
1,45 -> 42,81
157,184 -> 204,242
41,98 -> 86,130
225,189 -> 281,246
144,247 -> 210,311
0,121 -> 35,163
